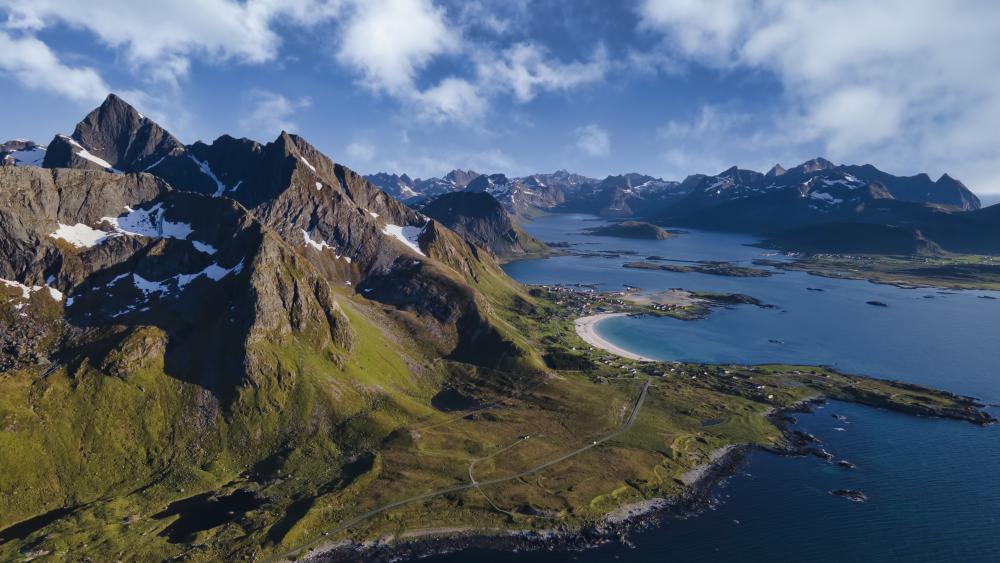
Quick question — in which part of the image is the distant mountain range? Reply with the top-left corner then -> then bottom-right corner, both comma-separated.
368,155 -> 993,255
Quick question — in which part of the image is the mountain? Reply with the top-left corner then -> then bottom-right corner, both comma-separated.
41,94 -> 221,194
531,169 -> 598,197
0,140 -> 46,167
419,191 -> 548,261
443,168 -> 480,188
0,95 -> 552,554
760,200 -> 1000,255
466,173 -> 565,218
38,96 -> 533,365
662,158 -> 982,235
364,169 -> 481,202
365,172 -> 422,200
558,173 -> 687,217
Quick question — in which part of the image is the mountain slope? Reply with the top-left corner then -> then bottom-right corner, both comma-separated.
39,95 -> 534,367
0,166 -> 410,532
419,191 -> 548,261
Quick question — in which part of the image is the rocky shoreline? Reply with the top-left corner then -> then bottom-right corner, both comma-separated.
295,385 -> 994,562
305,445 -> 751,562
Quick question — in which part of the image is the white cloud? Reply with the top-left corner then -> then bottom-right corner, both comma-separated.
637,0 -> 1000,192
238,90 -> 311,138
573,124 -> 610,158
1,0 -> 613,130
478,43 -> 609,102
336,0 -> 457,95
346,141 -> 375,162
637,0 -> 753,65
0,0 -> 342,84
0,30 -> 109,103
413,78 -> 487,124
332,3 -> 605,125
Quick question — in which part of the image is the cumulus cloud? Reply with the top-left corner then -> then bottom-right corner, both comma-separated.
238,90 -> 311,138
0,30 -> 109,103
573,124 -> 610,157
1,0 -> 613,130
336,0 -> 456,95
638,0 -> 1000,191
637,0 -> 753,65
414,78 -> 487,124
1,0 -> 341,84
479,43 -> 609,102
333,4 -> 606,125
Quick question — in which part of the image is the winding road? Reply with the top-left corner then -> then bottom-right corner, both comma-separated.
267,377 -> 651,562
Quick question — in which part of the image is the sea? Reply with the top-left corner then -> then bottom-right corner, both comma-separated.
424,213 -> 1000,563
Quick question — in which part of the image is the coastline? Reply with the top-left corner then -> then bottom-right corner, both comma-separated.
304,445 -> 751,562
574,313 -> 657,362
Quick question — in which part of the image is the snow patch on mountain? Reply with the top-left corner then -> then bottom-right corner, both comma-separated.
1,278 -> 63,302
191,240 -> 217,254
809,191 -> 844,204
61,136 -> 120,173
382,223 -> 426,256
50,222 -> 114,248
188,154 -> 227,196
101,203 -> 193,240
301,229 -> 334,252
8,147 -> 46,166
142,155 -> 167,172
105,260 -> 245,316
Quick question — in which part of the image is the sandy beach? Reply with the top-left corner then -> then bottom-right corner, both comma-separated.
574,313 -> 656,361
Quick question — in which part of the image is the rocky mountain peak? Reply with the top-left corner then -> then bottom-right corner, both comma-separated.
72,93 -> 185,169
796,157 -> 836,173
766,163 -> 786,177
444,169 -> 481,188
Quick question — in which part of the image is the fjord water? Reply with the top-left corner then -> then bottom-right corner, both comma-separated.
428,213 -> 1000,562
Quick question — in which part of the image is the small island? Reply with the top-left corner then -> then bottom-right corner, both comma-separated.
583,221 -> 673,240
624,260 -> 774,277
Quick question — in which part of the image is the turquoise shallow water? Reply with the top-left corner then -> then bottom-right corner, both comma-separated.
425,213 -> 1000,562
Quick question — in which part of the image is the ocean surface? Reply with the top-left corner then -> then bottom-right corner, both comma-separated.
427,213 -> 1000,563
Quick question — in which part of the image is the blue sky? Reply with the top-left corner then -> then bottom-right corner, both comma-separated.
1,0 -> 999,195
